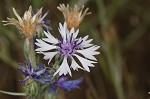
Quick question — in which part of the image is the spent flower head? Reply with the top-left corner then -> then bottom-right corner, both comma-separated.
57,4 -> 91,29
18,61 -> 51,83
35,22 -> 100,76
2,6 -> 50,38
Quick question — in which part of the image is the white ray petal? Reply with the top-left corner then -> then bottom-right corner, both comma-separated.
58,22 -> 68,42
70,57 -> 83,71
68,27 -> 75,39
80,35 -> 94,48
73,29 -> 79,38
77,46 -> 100,60
53,57 -> 72,76
42,31 -> 58,44
74,54 -> 97,72
58,22 -> 69,42
82,35 -> 89,41
76,37 -> 82,44
83,44 -> 93,48
35,39 -> 57,51
77,50 -> 97,60
81,40 -> 93,48
70,27 -> 75,34
85,39 -> 93,44
42,51 -> 59,64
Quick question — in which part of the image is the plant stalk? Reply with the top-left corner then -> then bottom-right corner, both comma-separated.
28,38 -> 36,68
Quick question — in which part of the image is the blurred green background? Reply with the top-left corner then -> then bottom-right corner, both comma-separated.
0,0 -> 150,99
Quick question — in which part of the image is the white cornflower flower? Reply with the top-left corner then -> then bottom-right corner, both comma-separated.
2,6 -> 50,38
35,22 -> 100,76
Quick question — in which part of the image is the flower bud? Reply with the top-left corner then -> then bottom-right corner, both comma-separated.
24,80 -> 39,98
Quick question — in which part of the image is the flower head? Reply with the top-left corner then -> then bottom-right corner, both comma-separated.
18,61 -> 51,83
2,6 -> 50,38
36,22 -> 100,76
57,4 -> 91,29
49,76 -> 83,91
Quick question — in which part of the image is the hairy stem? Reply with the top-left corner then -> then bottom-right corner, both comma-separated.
28,38 -> 36,68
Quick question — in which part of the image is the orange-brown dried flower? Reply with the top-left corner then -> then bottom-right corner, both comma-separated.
57,4 -> 91,30
2,6 -> 49,38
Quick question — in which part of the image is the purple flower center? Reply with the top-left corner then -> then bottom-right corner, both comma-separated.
58,33 -> 82,57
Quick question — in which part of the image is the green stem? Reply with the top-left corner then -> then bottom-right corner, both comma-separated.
28,38 -> 36,68
0,90 -> 26,96
41,58 -> 63,99
96,0 -> 108,32
95,0 -> 126,98
113,79 -> 125,99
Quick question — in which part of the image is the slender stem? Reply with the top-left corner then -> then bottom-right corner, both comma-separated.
28,38 -> 36,68
113,79 -> 125,99
95,0 -> 126,99
42,58 -> 63,99
0,90 -> 26,96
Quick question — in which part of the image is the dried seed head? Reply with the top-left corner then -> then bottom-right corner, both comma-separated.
2,6 -> 49,38
57,4 -> 91,30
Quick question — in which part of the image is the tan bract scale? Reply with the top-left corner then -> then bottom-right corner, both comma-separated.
57,4 -> 91,29
2,6 -> 44,38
